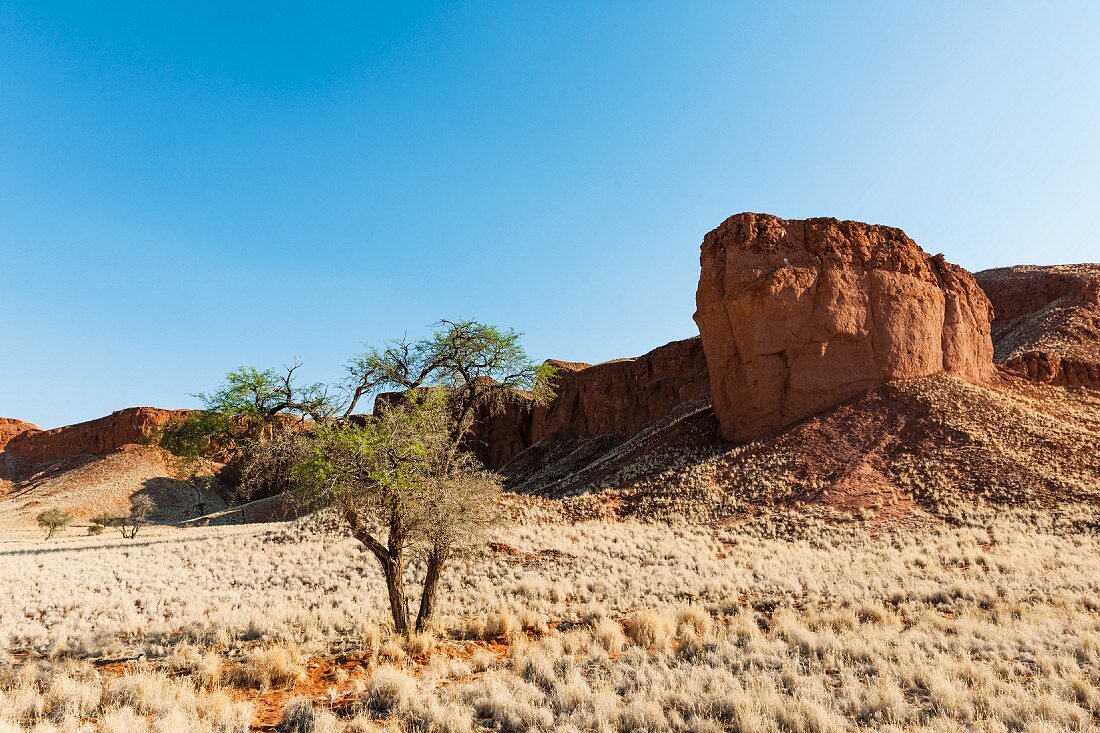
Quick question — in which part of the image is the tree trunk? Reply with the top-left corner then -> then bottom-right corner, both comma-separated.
382,555 -> 410,637
415,550 -> 446,633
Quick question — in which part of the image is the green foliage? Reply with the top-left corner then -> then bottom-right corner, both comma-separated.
295,390 -> 461,515
36,508 -> 72,540
161,409 -> 234,461
87,523 -> 105,536
160,361 -> 336,494
197,365 -> 333,421
293,391 -> 502,635
532,360 -> 559,405
343,318 -> 556,450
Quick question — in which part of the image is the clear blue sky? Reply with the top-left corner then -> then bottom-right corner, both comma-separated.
2,2 -> 1098,428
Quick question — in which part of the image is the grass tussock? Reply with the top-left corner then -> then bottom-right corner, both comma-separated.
229,645 -> 306,691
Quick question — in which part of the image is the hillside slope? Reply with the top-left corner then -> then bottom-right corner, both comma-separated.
504,375 -> 1100,529
977,264 -> 1100,387
0,408 -> 224,529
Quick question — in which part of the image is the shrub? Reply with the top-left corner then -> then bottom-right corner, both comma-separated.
276,696 -> 315,733
363,665 -> 418,715
593,618 -> 626,654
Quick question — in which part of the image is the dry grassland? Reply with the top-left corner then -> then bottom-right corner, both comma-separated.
1,510 -> 1099,732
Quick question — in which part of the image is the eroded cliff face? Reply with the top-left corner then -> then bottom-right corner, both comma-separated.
3,407 -> 191,464
976,264 -> 1100,388
530,337 -> 709,444
0,419 -> 38,451
694,213 -> 995,442
414,337 -> 710,469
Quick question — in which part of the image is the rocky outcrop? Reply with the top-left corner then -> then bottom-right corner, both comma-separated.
491,337 -> 708,468
694,213 -> 995,442
377,338 -> 710,470
0,419 -> 38,451
976,265 -> 1100,388
3,407 -> 192,465
465,391 -> 537,469
530,337 -> 709,443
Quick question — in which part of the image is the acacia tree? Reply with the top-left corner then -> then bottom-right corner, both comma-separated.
292,392 -> 500,636
174,320 -> 551,636
94,494 -> 155,539
163,361 -> 335,459
342,319 -> 556,450
161,360 -> 336,498
323,320 -> 554,634
36,508 -> 72,540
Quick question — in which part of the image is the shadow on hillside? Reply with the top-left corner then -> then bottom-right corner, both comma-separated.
0,453 -> 101,496
137,475 -> 229,523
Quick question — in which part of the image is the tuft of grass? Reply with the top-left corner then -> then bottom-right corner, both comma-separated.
362,665 -> 419,716
622,610 -> 674,649
229,646 -> 305,691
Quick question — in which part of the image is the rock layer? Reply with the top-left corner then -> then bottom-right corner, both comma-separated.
694,213 -> 995,442
976,264 -> 1100,388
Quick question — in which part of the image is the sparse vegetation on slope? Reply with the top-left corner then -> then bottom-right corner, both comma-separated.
505,376 -> 1100,529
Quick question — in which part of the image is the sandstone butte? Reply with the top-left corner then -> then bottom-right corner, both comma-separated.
976,264 -> 1100,389
694,212 -> 996,443
1,407 -> 190,465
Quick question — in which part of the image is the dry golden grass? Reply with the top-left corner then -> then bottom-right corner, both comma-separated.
1,510 -> 1099,731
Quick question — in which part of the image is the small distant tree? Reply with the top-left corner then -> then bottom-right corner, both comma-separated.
95,495 -> 155,540
36,508 -> 72,540
292,392 -> 501,636
121,495 -> 155,539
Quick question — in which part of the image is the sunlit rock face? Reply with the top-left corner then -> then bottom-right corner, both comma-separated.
695,212 -> 994,442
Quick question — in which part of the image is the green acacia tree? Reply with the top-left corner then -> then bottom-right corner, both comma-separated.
161,360 -> 336,498
172,319 -> 553,636
36,508 -> 72,541
291,392 -> 500,636
342,319 -> 556,449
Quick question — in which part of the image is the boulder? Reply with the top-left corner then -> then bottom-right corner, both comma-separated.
975,264 -> 1100,388
694,213 -> 995,442
3,407 -> 192,464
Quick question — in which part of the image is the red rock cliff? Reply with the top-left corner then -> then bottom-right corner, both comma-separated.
3,407 -> 192,464
0,418 -> 38,451
694,213 -> 995,442
530,337 -> 709,443
377,337 -> 710,469
975,264 -> 1100,388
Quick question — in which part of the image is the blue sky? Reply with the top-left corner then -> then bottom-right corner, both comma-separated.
2,1 -> 1098,428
